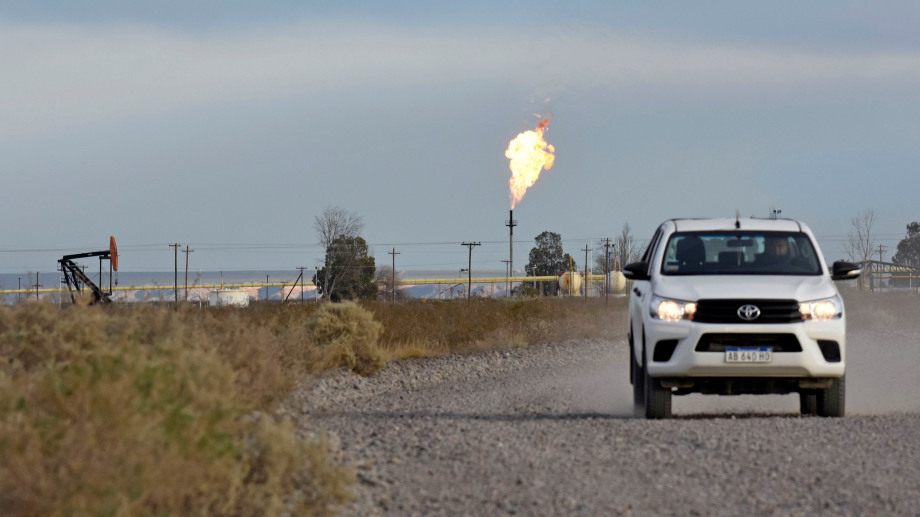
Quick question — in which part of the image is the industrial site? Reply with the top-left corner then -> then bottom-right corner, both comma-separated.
3,2 -> 920,516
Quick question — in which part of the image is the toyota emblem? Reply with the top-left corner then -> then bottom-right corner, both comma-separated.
737,304 -> 761,321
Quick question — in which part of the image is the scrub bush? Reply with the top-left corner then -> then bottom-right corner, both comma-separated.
0,302 -> 352,517
0,295 -> 626,516
307,302 -> 385,376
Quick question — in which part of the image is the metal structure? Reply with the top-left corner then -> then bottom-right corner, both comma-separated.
169,243 -> 180,303
183,245 -> 194,301
505,209 -> 517,298
389,247 -> 400,303
58,236 -> 118,304
283,268 -> 307,304
460,242 -> 481,299
860,260 -> 920,291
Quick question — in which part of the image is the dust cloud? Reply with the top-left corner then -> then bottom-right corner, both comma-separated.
847,329 -> 920,414
566,310 -> 920,417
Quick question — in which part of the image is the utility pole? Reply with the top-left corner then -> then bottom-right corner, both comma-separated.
877,244 -> 888,292
583,245 -> 591,302
265,275 -> 270,301
33,272 -> 40,301
297,267 -> 308,304
169,243 -> 181,304
388,248 -> 400,303
183,245 -> 194,302
506,210 -> 517,298
461,242 -> 481,300
18,277 -> 21,303
603,238 -> 612,305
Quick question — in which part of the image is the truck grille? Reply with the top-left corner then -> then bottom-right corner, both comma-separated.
694,299 -> 801,324
695,333 -> 802,352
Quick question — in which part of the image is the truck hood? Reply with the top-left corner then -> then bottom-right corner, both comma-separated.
651,275 -> 837,302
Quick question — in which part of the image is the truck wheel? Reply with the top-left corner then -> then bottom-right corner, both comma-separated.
817,376 -> 845,417
643,356 -> 672,419
631,342 -> 645,411
799,390 -> 818,415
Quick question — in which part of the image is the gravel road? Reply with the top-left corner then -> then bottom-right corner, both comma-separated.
289,329 -> 920,516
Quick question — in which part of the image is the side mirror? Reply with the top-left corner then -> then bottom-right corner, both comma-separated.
831,261 -> 861,281
622,261 -> 650,281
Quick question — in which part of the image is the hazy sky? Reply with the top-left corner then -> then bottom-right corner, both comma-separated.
2,1 -> 919,274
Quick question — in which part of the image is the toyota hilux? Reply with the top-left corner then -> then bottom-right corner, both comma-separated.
623,218 -> 860,419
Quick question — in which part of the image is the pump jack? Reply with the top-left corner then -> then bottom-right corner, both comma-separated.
58,236 -> 118,305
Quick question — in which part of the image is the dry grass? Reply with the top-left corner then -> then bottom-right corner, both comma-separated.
0,301 -> 353,517
368,297 -> 627,360
0,296 -> 625,516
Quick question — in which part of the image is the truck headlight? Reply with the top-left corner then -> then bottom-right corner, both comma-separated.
651,295 -> 697,321
799,295 -> 843,321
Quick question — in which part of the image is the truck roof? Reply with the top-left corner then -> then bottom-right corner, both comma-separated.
668,218 -> 805,233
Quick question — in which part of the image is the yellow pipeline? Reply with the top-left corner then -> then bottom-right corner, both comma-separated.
0,275 -> 618,295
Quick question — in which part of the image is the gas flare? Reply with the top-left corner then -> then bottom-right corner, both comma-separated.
506,115 -> 555,209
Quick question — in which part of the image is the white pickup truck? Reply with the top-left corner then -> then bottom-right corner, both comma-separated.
623,218 -> 860,419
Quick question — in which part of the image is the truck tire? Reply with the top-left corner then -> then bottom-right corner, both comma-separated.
817,375 -> 845,418
643,349 -> 672,419
631,333 -> 645,411
799,390 -> 818,415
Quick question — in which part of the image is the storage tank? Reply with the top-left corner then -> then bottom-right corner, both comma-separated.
607,271 -> 627,294
209,289 -> 250,307
558,271 -> 582,296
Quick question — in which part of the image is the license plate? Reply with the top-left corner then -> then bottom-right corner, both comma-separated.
725,347 -> 772,363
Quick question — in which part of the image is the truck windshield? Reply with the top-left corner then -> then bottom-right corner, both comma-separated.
660,231 -> 822,276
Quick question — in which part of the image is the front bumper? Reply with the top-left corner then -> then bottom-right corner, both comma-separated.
643,318 -> 846,378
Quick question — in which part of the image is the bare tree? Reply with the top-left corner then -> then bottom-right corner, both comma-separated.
593,245 -> 611,275
615,222 -> 641,269
314,206 -> 364,249
844,209 -> 877,265
844,209 -> 877,291
313,206 -> 365,300
375,265 -> 407,301
592,224 -> 643,275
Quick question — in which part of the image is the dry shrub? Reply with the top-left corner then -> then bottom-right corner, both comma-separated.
368,296 -> 626,356
383,340 -> 446,361
0,302 -> 352,517
308,302 -> 385,376
0,294 -> 629,515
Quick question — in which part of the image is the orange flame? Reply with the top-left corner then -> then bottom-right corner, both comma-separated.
506,115 -> 555,209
